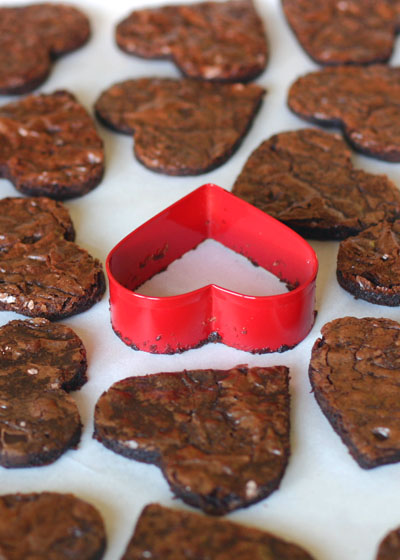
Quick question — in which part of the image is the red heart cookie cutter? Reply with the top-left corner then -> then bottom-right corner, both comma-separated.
106,184 -> 318,354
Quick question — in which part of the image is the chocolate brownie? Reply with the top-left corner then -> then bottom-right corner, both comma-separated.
95,78 -> 264,175
0,197 -> 105,320
232,129 -> 400,239
309,317 -> 400,469
376,527 -> 400,560
0,90 -> 104,199
0,3 -> 90,95
0,492 -> 106,559
337,220 -> 400,305
288,65 -> 400,161
121,503 -> 315,560
115,0 -> 268,82
282,0 -> 400,66
0,317 -> 87,467
94,365 -> 290,515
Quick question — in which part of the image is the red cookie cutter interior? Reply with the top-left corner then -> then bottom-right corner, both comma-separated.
106,184 -> 318,354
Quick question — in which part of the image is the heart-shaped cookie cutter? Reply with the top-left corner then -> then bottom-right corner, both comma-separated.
106,184 -> 318,353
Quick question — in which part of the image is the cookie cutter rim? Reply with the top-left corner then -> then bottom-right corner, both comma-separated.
106,183 -> 318,354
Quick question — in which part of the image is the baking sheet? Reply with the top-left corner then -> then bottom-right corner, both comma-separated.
2,0 -> 400,558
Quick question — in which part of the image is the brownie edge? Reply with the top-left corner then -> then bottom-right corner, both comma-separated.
94,365 -> 291,515
337,220 -> 400,306
0,492 -> 106,559
309,316 -> 400,469
376,526 -> 400,560
122,503 -> 316,560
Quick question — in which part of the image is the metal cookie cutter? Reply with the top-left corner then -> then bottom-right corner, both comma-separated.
106,183 -> 318,354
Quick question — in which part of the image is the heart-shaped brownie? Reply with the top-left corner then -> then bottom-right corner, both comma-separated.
376,526 -> 400,560
94,365 -> 290,515
282,0 -> 400,65
115,0 -> 268,82
232,128 -> 400,239
122,504 -> 316,560
0,90 -> 104,199
0,318 -> 87,468
288,65 -> 400,161
0,196 -> 105,320
309,317 -> 400,469
95,78 -> 264,175
0,492 -> 106,558
337,220 -> 400,305
0,3 -> 90,95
